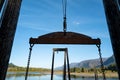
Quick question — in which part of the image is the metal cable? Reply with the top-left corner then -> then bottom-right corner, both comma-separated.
62,0 -> 67,35
62,0 -> 67,17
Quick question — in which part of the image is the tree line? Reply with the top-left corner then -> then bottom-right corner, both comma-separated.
70,63 -> 117,73
8,63 -> 117,73
8,67 -> 50,72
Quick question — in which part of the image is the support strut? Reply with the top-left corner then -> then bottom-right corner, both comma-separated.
0,0 -> 22,80
103,0 -> 120,79
51,48 -> 71,80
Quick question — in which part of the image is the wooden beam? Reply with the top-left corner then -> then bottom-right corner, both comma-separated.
0,0 -> 22,80
29,32 -> 100,45
30,38 -> 100,45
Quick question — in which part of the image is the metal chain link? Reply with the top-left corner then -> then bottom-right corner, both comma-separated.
96,44 -> 106,80
25,44 -> 34,80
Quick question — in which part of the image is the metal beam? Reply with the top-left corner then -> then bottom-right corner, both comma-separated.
51,48 -> 71,80
103,0 -> 120,79
0,0 -> 22,80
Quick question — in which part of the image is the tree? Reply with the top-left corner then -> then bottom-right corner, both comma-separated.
81,68 -> 84,72
107,64 -> 117,72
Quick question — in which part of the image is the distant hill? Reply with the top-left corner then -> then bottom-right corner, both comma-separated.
103,55 -> 115,66
8,63 -> 17,67
8,63 -> 51,72
76,58 -> 107,68
9,55 -> 115,70
55,55 -> 115,70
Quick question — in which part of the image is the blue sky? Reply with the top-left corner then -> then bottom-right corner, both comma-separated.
9,0 -> 113,68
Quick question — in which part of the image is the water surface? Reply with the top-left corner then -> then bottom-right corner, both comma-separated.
6,72 -> 118,80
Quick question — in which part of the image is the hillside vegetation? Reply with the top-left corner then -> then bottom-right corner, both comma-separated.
8,56 -> 117,73
8,63 -> 50,72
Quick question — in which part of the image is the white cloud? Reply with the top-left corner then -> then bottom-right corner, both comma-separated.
73,21 -> 80,25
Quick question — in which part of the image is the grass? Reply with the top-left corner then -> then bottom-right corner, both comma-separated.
70,72 -> 118,78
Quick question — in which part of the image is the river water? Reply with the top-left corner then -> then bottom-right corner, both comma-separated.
6,72 -> 118,80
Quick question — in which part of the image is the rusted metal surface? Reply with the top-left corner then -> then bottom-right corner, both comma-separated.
103,0 -> 120,79
0,0 -> 22,80
30,32 -> 100,45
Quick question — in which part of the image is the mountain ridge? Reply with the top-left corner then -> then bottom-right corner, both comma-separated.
55,55 -> 115,70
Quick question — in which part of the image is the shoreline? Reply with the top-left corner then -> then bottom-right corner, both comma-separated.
70,72 -> 118,78
49,71 -> 119,78
7,71 -> 118,78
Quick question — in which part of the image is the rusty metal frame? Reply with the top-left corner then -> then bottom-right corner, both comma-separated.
25,31 -> 104,80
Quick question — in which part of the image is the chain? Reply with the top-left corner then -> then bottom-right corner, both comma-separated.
96,44 -> 106,80
25,44 -> 34,80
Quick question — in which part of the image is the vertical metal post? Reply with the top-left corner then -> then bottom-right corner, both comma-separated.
51,48 -> 71,80
0,0 -> 22,80
51,51 -> 55,80
66,49 -> 71,80
94,67 -> 98,80
63,51 -> 66,80
103,0 -> 120,79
